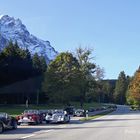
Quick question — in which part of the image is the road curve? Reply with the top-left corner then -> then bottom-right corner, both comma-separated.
1,105 -> 140,140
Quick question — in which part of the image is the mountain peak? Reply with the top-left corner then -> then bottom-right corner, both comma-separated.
0,15 -> 17,24
0,15 -> 20,22
0,14 -> 4,19
0,14 -> 11,19
0,15 -> 58,62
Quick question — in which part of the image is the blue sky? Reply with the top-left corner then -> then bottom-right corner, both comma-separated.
0,0 -> 140,79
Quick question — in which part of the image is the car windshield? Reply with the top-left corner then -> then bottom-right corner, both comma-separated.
54,110 -> 64,114
39,110 -> 48,113
0,113 -> 6,118
76,109 -> 84,112
24,110 -> 38,114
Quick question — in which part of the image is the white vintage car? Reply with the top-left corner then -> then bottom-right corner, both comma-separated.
74,109 -> 85,117
45,110 -> 70,123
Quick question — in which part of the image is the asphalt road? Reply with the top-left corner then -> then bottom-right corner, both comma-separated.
1,105 -> 140,140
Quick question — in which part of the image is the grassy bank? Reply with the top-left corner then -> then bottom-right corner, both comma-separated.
80,110 -> 114,121
0,102 -> 114,116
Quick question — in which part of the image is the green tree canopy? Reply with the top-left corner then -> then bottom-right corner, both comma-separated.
75,47 -> 98,106
42,52 -> 82,104
32,53 -> 47,75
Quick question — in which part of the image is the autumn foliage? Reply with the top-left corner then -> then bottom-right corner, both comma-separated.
127,68 -> 140,106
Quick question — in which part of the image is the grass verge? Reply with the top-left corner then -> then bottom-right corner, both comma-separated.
0,102 -> 104,116
80,110 -> 114,121
0,102 -> 115,116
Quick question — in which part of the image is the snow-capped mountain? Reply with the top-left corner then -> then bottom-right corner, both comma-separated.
0,15 -> 58,62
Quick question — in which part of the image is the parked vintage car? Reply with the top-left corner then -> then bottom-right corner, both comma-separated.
0,112 -> 17,133
74,109 -> 85,117
64,106 -> 75,115
17,109 -> 43,125
88,107 -> 95,112
39,110 -> 48,121
45,109 -> 70,123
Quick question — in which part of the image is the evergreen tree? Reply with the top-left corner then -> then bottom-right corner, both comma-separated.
0,41 -> 46,86
98,80 -> 114,103
32,53 -> 47,75
0,41 -> 25,84
20,49 -> 33,77
32,53 -> 41,74
0,41 -> 47,104
39,56 -> 47,72
114,71 -> 128,104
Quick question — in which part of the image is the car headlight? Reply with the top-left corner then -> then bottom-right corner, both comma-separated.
53,115 -> 58,119
46,116 -> 50,119
59,115 -> 64,119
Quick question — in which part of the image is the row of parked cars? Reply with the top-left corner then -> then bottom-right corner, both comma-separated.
17,109 -> 71,125
0,105 -> 117,133
0,109 -> 71,133
64,105 -> 117,116
0,107 -> 84,133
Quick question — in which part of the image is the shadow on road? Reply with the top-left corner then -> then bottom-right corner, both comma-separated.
2,127 -> 47,135
2,124 -> 128,135
2,123 -> 62,135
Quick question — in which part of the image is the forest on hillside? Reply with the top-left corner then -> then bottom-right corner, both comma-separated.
0,42 -> 139,108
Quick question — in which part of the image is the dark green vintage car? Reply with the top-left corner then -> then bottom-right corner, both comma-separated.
0,112 -> 17,133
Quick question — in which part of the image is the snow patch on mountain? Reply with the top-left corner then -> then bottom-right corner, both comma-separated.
0,15 -> 58,62
0,15 -> 4,19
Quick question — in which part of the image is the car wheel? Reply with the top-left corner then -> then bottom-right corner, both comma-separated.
46,120 -> 50,124
37,119 -> 40,124
35,120 -> 39,125
66,119 -> 70,123
0,123 -> 3,133
63,117 -> 68,123
66,116 -> 70,123
12,121 -> 17,129
17,122 -> 21,125
28,122 -> 32,125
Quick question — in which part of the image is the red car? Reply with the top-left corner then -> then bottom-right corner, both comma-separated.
17,110 -> 42,125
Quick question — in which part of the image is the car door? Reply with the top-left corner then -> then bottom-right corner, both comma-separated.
4,114 -> 12,129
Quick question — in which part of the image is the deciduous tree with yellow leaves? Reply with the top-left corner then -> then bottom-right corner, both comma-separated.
127,68 -> 140,106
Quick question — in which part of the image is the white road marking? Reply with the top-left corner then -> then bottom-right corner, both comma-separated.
57,125 -> 67,128
20,134 -> 36,139
20,129 -> 54,139
41,129 -> 54,133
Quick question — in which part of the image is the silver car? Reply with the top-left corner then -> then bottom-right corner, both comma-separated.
45,110 -> 70,123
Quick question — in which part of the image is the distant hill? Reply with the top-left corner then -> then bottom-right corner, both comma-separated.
103,79 -> 117,87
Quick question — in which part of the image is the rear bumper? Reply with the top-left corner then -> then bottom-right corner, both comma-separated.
18,119 -> 36,123
46,118 -> 65,123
